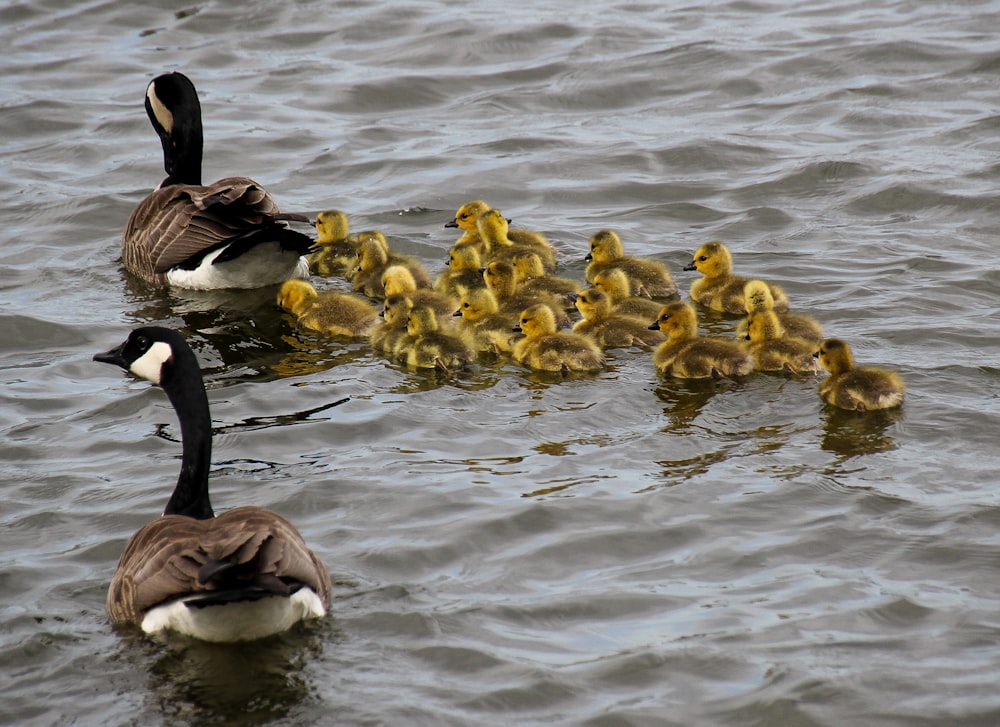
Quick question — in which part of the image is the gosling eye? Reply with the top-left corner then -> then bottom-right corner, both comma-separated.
463,302 -> 470,309
699,255 -> 708,262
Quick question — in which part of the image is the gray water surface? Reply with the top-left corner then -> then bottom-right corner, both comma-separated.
3,1 -> 1000,725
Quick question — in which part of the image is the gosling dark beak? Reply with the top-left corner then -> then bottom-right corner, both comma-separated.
584,253 -> 593,262
512,324 -> 522,332
94,341 -> 129,370
647,321 -> 659,331
567,292 -> 580,303
812,350 -> 820,359
478,267 -> 487,274
452,308 -> 462,317
682,261 -> 698,271
445,218 -> 459,229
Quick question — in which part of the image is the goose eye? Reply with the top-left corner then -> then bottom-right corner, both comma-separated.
135,335 -> 150,352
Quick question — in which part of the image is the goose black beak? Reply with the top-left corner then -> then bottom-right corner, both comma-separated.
682,261 -> 697,271
94,341 -> 129,370
444,218 -> 459,228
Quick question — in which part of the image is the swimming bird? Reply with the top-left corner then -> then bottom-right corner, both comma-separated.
648,301 -> 754,378
351,232 -> 431,299
512,304 -> 605,373
743,310 -> 817,374
381,265 -> 457,321
583,230 -> 678,299
93,327 -> 332,641
511,251 -> 582,303
683,241 -> 789,314
122,72 -> 314,289
277,279 -> 380,337
477,209 -> 558,272
573,288 -> 666,350
371,294 -> 415,356
813,338 -> 905,411
735,279 -> 823,343
398,305 -> 475,371
453,287 -> 521,354
308,209 -> 359,277
435,244 -> 487,300
445,200 -> 551,252
483,260 -> 571,328
591,268 -> 664,320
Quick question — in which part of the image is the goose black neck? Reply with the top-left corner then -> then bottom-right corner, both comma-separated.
146,77 -> 204,187
159,345 -> 214,519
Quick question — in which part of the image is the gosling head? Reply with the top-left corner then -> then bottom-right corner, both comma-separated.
381,265 -> 418,296
648,302 -> 698,340
276,279 -> 319,317
512,304 -> 558,337
446,200 -> 490,232
585,230 -> 624,263
683,241 -> 732,275
456,288 -> 500,321
313,209 -> 350,244
813,338 -> 856,375
575,288 -> 613,321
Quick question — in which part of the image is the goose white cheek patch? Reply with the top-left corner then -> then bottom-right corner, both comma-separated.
130,341 -> 173,385
146,84 -> 173,134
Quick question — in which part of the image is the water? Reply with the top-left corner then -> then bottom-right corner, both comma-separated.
3,0 -> 1000,724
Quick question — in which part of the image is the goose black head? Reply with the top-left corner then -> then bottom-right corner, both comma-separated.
145,72 -> 203,186
94,326 -> 188,386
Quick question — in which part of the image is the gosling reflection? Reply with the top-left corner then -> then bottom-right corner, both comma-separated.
653,378 -> 729,432
820,406 -> 902,456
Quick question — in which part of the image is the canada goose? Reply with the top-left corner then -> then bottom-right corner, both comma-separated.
511,251 -> 582,303
93,327 -> 332,641
351,232 -> 431,299
814,338 -> 905,411
743,310 -> 817,374
381,265 -> 457,321
453,287 -> 521,354
583,230 -> 677,299
398,305 -> 475,371
648,302 -> 754,378
371,294 -> 415,356
435,244 -> 487,300
683,241 -> 788,314
445,200 -> 551,251
483,260 -> 571,328
122,72 -> 314,289
592,268 -> 663,320
573,288 -> 666,350
477,209 -> 558,272
309,209 -> 360,277
735,279 -> 823,343
277,279 -> 380,337
512,304 -> 605,373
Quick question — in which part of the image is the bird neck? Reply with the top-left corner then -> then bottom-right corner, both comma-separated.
161,124 -> 203,186
159,351 -> 214,519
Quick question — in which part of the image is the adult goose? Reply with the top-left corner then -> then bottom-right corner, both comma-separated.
122,72 -> 314,289
94,326 -> 332,641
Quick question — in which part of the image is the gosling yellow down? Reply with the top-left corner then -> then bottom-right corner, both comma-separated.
736,279 -> 823,343
453,287 -> 522,354
277,279 -> 380,337
814,338 -> 905,411
649,302 -> 754,378
584,230 -> 677,299
592,268 -> 664,320
743,310 -> 817,374
683,241 -> 788,314
512,304 -> 605,374
398,305 -> 475,372
308,209 -> 360,278
573,288 -> 666,350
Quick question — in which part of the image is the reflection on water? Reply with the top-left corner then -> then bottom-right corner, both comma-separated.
820,405 -> 902,457
133,625 -> 328,726
653,377 -> 736,432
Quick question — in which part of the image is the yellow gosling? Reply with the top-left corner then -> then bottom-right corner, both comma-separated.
308,209 -> 359,277
683,241 -> 788,314
446,200 -> 552,251
371,294 -> 415,356
382,265 -> 457,321
743,310 -> 817,374
736,279 -> 823,343
583,230 -> 677,299
814,338 -> 905,411
351,232 -> 431,299
484,260 -> 571,328
277,279 -> 379,338
592,268 -> 664,320
511,251 -> 582,304
649,301 -> 754,378
435,244 -> 487,300
512,304 -> 605,374
453,287 -> 521,354
477,208 -> 558,272
572,288 -> 666,350
399,305 -> 475,372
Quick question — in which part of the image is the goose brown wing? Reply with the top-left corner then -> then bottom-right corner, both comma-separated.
107,506 -> 332,624
122,177 -> 308,282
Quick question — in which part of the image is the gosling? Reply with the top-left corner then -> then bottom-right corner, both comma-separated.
584,230 -> 677,299
512,304 -> 605,374
649,301 -> 754,379
683,241 -> 788,314
814,338 -> 905,411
